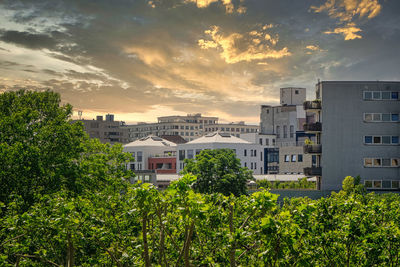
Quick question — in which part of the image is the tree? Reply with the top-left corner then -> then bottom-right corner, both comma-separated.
0,90 -> 133,208
182,149 -> 253,196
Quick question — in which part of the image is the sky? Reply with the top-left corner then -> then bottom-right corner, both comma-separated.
0,0 -> 399,124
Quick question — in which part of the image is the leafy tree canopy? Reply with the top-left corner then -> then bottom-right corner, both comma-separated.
0,90 -> 132,209
182,148 -> 253,196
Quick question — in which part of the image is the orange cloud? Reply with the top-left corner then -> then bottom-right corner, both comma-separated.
305,44 -> 327,54
198,26 -> 291,64
311,0 -> 381,40
324,23 -> 362,40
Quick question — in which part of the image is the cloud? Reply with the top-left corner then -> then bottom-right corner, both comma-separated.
0,30 -> 57,49
148,0 -> 246,14
198,26 -> 291,64
324,23 -> 362,40
311,0 -> 382,40
305,44 -> 327,54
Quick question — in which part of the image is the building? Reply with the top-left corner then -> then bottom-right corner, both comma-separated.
260,87 -> 315,175
123,135 -> 177,173
176,132 -> 264,174
125,113 -> 259,142
74,114 -> 129,144
240,133 -> 278,174
303,81 -> 399,191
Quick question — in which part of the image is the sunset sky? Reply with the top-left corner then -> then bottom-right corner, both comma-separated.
0,0 -> 399,124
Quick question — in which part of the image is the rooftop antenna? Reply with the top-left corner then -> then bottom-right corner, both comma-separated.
78,110 -> 83,120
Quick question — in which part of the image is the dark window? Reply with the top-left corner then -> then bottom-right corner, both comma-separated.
392,114 -> 399,121
364,91 -> 372,100
373,136 -> 381,144
179,150 -> 185,160
137,151 -> 143,162
298,154 -> 303,162
392,136 -> 399,144
259,138 -> 263,145
244,149 -> 247,156
392,91 -> 399,100
364,136 -> 373,144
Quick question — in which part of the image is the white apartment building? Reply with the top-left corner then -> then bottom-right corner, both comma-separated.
176,132 -> 264,174
123,135 -> 176,171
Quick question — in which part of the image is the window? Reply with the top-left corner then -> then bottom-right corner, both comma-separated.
364,180 -> 373,188
298,154 -> 303,162
179,150 -> 185,160
364,135 -> 399,145
244,149 -> 247,156
382,158 -> 391,167
276,126 -> 280,138
364,158 -> 399,167
137,151 -> 143,162
244,162 -> 247,167
254,163 -> 257,169
195,149 -> 202,155
254,150 -> 257,157
364,91 -> 372,100
373,136 -> 381,144
259,138 -> 263,145
260,152 -> 263,161
373,114 -> 381,121
364,136 -> 372,144
130,164 -> 135,170
373,181 -> 382,188
392,136 -> 399,144
291,155 -> 296,162
284,155 -> 289,162
382,136 -> 391,144
382,91 -> 391,100
187,149 -> 194,159
266,138 -> 269,146
364,113 -> 373,122
295,90 -> 299,94
364,91 -> 399,100
290,125 -> 294,138
251,162 -> 253,169
392,181 -> 399,189
392,114 -> 399,121
283,125 -> 287,138
382,113 -> 391,121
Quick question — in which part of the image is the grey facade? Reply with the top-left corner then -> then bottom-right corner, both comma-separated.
305,81 -> 400,191
74,114 -> 129,144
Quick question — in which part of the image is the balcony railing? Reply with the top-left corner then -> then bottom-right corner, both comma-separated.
303,144 -> 322,154
303,122 -> 322,132
303,100 -> 321,110
304,167 -> 322,176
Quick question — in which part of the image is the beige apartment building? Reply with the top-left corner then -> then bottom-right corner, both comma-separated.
125,113 -> 259,142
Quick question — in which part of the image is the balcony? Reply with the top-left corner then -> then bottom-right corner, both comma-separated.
303,144 -> 322,154
304,167 -> 322,176
303,100 -> 321,110
303,122 -> 322,132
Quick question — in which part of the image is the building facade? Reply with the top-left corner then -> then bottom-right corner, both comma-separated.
176,132 -> 264,174
123,136 -> 177,173
260,87 -> 315,175
74,114 -> 129,144
125,113 -> 259,142
304,81 -> 400,191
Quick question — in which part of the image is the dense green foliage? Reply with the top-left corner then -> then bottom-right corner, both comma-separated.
0,90 -> 133,210
257,177 -> 316,190
2,176 -> 400,266
2,90 -> 400,266
182,149 -> 253,196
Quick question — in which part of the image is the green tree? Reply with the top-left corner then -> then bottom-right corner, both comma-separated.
182,149 -> 253,196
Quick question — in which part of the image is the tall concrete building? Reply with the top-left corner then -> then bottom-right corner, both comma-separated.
303,81 -> 399,191
260,87 -> 315,175
125,113 -> 259,142
74,114 -> 129,144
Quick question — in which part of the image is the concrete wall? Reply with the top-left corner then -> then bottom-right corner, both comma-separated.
280,87 -> 306,105
278,146 -> 313,174
321,81 -> 400,190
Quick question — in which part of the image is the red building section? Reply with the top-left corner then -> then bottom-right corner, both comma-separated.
148,157 -> 176,174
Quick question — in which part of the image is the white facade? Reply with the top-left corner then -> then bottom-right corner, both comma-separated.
123,136 -> 176,171
176,132 -> 264,174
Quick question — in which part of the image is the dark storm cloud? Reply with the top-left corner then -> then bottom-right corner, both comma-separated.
0,30 -> 57,49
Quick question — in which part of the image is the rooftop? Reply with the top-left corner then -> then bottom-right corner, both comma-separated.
186,132 -> 251,144
124,135 -> 176,148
